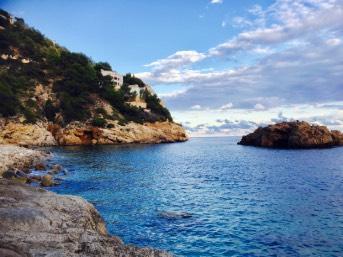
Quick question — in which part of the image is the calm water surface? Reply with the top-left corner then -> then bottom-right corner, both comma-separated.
49,137 -> 343,257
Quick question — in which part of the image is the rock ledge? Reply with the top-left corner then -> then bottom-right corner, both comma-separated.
0,179 -> 171,257
0,119 -> 188,146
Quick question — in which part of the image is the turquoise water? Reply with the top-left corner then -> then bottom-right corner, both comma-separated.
49,137 -> 343,256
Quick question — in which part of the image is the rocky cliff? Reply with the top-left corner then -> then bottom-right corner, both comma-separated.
0,179 -> 171,257
0,9 -> 188,146
0,119 -> 187,146
238,121 -> 343,149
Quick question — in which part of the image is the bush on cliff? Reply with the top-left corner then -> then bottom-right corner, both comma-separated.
123,73 -> 145,87
144,90 -> 173,121
0,81 -> 19,117
91,117 -> 107,127
44,100 -> 58,122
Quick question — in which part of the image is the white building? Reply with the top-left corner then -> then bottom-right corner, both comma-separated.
100,69 -> 123,89
127,84 -> 147,108
99,70 -> 163,109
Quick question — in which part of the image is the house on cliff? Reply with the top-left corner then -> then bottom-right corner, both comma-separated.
100,69 -> 123,89
100,70 -> 161,109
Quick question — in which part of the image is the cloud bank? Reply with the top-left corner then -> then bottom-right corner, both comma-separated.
137,0 -> 343,135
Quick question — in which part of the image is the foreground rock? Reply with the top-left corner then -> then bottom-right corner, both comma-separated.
0,119 -> 188,146
0,146 -> 171,256
238,121 -> 343,149
0,179 -> 171,257
0,145 -> 48,176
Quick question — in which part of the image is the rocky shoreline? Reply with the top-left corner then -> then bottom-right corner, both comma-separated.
0,145 -> 171,257
0,119 -> 188,146
0,145 -> 49,176
238,121 -> 343,149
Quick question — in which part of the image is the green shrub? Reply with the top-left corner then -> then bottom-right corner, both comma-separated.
123,73 -> 145,87
0,81 -> 19,117
94,62 -> 112,71
22,107 -> 38,123
143,90 -> 172,121
60,93 -> 90,122
92,117 -> 107,127
44,100 -> 58,121
95,107 -> 107,116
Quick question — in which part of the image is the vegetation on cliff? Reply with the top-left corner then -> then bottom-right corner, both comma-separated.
0,9 -> 172,125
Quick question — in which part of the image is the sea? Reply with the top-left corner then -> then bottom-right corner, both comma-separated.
48,137 -> 343,257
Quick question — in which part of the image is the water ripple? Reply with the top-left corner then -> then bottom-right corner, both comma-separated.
49,137 -> 343,257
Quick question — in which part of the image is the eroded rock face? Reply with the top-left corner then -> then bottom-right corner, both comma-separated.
50,122 -> 188,145
0,120 -> 57,146
0,179 -> 171,257
0,119 -> 188,146
238,121 -> 343,149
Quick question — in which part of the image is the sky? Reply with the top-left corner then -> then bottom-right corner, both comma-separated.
1,0 -> 343,136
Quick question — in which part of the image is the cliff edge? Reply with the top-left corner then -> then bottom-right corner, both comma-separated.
238,121 -> 343,149
0,119 -> 187,146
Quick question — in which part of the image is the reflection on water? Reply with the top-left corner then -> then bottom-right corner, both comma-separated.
49,137 -> 343,257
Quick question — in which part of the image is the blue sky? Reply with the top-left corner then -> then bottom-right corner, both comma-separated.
1,0 -> 271,72
1,0 -> 343,136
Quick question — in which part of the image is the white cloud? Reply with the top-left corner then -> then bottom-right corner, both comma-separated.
141,38 -> 343,110
138,0 -> 343,136
254,103 -> 266,110
211,0 -> 223,4
326,38 -> 342,46
159,88 -> 188,98
191,104 -> 202,110
220,103 -> 233,110
209,0 -> 343,56
271,111 -> 289,123
177,104 -> 343,137
145,51 -> 206,72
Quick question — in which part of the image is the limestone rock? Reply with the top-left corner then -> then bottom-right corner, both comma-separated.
34,162 -> 46,170
0,120 -> 57,146
0,179 -> 171,257
40,174 -> 54,187
48,164 -> 63,174
0,145 -> 49,176
0,118 -> 188,146
52,121 -> 188,145
238,121 -> 343,149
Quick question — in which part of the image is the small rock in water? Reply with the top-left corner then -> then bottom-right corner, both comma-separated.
40,175 -> 54,187
159,211 -> 192,219
35,163 -> 46,171
51,164 -> 63,173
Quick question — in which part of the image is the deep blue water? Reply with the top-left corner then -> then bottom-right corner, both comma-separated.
49,137 -> 343,257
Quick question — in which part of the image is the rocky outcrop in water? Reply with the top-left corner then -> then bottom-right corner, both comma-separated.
0,119 -> 188,146
0,179 -> 171,257
238,121 -> 343,149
